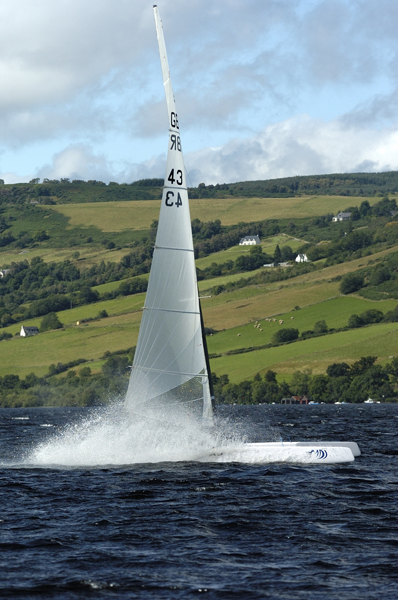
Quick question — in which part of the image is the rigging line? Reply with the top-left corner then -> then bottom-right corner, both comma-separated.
185,167 -> 194,189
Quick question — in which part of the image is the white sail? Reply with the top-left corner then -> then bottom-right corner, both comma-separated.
125,5 -> 213,424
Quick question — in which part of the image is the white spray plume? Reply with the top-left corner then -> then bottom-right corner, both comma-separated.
28,403 -> 246,467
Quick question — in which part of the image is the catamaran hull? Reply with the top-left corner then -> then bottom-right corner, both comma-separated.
198,442 -> 357,464
256,441 -> 361,456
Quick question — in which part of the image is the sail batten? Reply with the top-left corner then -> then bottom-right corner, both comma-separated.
155,246 -> 194,252
135,367 -> 207,378
144,308 -> 201,315
125,6 -> 213,424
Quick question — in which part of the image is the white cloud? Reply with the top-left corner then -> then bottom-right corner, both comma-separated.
1,1 -> 398,182
0,0 -> 153,110
5,113 -> 398,187
183,115 -> 398,185
37,145 -> 115,183
34,144 -> 167,186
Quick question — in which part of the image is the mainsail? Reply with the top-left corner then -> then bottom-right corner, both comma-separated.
125,5 -> 213,424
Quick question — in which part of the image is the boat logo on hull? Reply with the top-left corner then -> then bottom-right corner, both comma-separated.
308,449 -> 328,459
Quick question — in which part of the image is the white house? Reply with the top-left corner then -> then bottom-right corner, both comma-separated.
295,254 -> 308,263
20,325 -> 39,337
0,269 -> 10,278
239,235 -> 260,246
332,212 -> 352,222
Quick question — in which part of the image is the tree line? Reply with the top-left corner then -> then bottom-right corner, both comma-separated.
213,355 -> 398,405
0,351 -> 134,408
0,351 -> 395,409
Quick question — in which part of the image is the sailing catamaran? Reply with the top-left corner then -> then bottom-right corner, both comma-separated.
124,6 -> 360,464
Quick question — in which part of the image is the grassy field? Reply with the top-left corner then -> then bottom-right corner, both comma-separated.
47,202 -> 161,233
0,194 -> 378,270
0,245 -> 133,270
195,235 -> 303,269
1,297 -> 145,378
2,245 -> 397,381
0,195 -> 396,383
189,195 -> 377,225
200,244 -> 398,329
0,320 -> 140,378
93,274 -> 150,295
206,295 -> 398,355
47,195 -> 373,233
211,323 -> 398,382
3,307 -> 396,381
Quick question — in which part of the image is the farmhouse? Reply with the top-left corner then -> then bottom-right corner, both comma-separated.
20,326 -> 39,337
295,253 -> 308,263
332,212 -> 352,222
239,235 -> 260,246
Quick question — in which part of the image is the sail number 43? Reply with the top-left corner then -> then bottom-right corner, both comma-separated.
165,190 -> 182,207
168,168 -> 183,185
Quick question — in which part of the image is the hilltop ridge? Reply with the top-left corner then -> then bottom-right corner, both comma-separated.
1,170 -> 398,205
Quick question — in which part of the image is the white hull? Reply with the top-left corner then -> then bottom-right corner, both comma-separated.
259,441 -> 361,457
197,442 -> 358,464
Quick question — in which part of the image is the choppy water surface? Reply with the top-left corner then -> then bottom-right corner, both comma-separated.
0,404 -> 397,599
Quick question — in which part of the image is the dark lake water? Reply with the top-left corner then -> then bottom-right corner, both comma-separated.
0,404 -> 397,599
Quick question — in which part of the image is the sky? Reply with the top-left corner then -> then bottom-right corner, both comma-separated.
1,0 -> 398,186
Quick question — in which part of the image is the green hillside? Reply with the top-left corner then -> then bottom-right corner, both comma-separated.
0,173 -> 398,405
211,323 -> 398,382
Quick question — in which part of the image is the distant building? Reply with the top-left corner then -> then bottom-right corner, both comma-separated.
295,254 -> 308,263
0,269 -> 10,278
20,326 -> 39,337
239,235 -> 260,246
281,395 -> 309,405
332,212 -> 352,222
